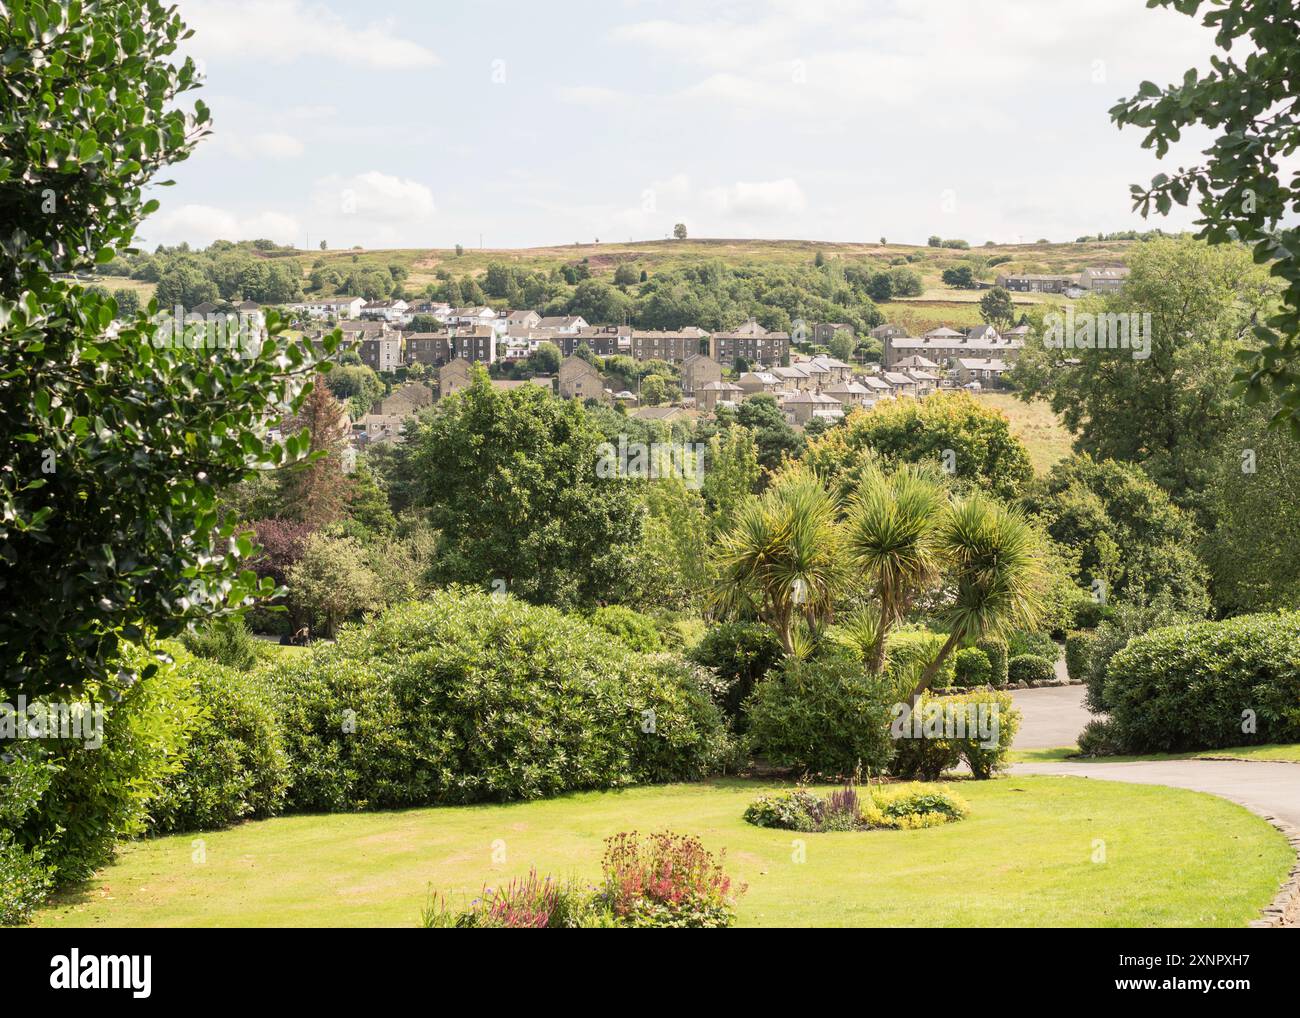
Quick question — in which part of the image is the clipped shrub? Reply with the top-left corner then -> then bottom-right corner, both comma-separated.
265,590 -> 733,810
0,751 -> 55,926
149,660 -> 291,833
589,605 -> 662,653
1083,597 -> 1200,714
976,636 -> 1008,686
744,653 -> 895,778
1064,631 -> 1096,684
179,615 -> 260,670
889,689 -> 1019,780
953,646 -> 992,687
1008,654 -> 1055,685
1103,612 -> 1300,753
688,621 -> 783,724
1007,630 -> 1058,661
1072,598 -> 1110,630
1076,718 -> 1123,757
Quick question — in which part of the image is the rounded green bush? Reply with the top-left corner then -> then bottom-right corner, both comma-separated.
588,605 -> 662,653
688,621 -> 783,725
1104,611 -> 1300,753
953,646 -> 992,687
264,589 -> 734,810
1007,630 -> 1058,661
745,654 -> 895,778
149,659 -> 291,833
976,636 -> 1008,686
1008,654 -> 1055,685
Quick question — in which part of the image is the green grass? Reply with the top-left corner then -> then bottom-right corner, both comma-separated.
1015,744 -> 1300,764
34,776 -> 1290,928
971,393 -> 1074,474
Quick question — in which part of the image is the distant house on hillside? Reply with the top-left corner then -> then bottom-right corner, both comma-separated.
680,353 -> 722,395
558,355 -> 604,401
359,335 -> 403,373
439,357 -> 474,398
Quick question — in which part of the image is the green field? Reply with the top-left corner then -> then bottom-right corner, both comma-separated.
34,776 -> 1290,928
972,393 -> 1075,474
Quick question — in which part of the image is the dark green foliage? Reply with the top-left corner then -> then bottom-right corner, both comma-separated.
180,616 -> 260,671
589,605 -> 662,653
1102,612 -> 1300,753
976,636 -> 1008,687
1064,631 -> 1096,684
953,646 -> 992,687
411,371 -> 643,609
688,621 -> 783,724
1082,597 -> 1201,713
0,0 -> 328,697
149,660 -> 290,833
1008,654 -> 1055,685
264,591 -> 733,810
6,646 -> 197,889
744,655 -> 895,778
1006,631 -> 1058,661
1022,455 -> 1210,614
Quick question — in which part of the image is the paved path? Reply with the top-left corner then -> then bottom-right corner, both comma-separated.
1009,684 -> 1300,828
1010,684 -> 1090,749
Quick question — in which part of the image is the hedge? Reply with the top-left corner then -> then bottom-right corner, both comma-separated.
953,647 -> 992,687
1008,654 -> 1055,685
1064,631 -> 1096,684
1103,611 -> 1300,753
888,689 -> 1019,780
263,589 -> 734,810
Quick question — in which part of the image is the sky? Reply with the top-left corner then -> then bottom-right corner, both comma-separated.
142,0 -> 1231,251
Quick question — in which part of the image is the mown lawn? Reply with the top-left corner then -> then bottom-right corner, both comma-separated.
1015,744 -> 1300,764
34,776 -> 1290,928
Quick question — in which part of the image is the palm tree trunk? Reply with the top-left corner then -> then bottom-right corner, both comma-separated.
909,629 -> 963,702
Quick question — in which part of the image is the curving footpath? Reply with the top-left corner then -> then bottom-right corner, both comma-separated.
1009,685 -> 1300,927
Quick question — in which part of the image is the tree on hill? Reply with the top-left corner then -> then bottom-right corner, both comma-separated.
673,223 -> 688,240
979,286 -> 1015,329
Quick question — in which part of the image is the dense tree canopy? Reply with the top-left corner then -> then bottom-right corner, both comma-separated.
1111,0 -> 1300,437
0,0 -> 333,697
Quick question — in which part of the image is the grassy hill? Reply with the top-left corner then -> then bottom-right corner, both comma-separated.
100,236 -> 1140,335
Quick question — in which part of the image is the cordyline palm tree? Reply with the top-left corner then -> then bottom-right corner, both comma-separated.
908,493 -> 1045,701
841,464 -> 946,674
712,468 -> 845,655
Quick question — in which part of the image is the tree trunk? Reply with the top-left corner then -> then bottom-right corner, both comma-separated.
909,629 -> 963,702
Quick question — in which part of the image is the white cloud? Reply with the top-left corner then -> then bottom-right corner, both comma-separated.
184,0 -> 438,70
212,130 -> 305,160
311,171 -> 436,222
145,204 -> 301,246
706,178 -> 808,217
554,85 -> 626,108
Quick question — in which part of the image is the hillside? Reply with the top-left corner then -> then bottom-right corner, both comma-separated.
96,235 -> 1150,336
